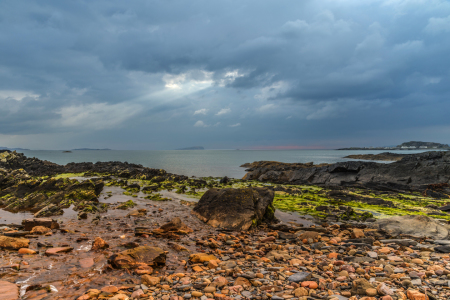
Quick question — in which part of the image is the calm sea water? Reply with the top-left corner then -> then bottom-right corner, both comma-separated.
17,149 -> 433,179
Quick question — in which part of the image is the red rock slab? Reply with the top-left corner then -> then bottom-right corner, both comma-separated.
0,280 -> 19,300
18,248 -> 37,255
101,286 -> 118,293
79,257 -> 94,268
45,247 -> 74,256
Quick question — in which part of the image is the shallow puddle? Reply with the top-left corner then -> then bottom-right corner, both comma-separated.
0,209 -> 34,224
275,210 -> 315,226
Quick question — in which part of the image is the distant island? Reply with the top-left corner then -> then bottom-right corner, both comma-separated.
0,147 -> 30,151
176,146 -> 205,150
72,148 -> 111,150
337,141 -> 450,150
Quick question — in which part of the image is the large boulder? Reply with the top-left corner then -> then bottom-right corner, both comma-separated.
192,187 -> 275,231
109,246 -> 166,269
373,215 -> 450,239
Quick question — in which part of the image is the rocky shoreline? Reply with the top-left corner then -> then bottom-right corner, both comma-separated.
1,151 -> 450,299
241,151 -> 450,193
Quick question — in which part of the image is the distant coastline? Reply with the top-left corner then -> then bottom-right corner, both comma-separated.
176,146 -> 204,150
337,141 -> 449,151
72,148 -> 112,151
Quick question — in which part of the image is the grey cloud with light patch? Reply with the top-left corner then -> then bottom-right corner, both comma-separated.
1,0 -> 450,149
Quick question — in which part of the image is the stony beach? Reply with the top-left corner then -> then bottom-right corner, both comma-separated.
1,150 -> 450,300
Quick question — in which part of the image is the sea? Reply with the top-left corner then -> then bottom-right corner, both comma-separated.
16,149 -> 434,179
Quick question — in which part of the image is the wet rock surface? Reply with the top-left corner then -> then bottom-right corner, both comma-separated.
0,280 -> 19,300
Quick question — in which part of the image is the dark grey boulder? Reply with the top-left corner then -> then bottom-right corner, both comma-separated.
192,187 -> 275,231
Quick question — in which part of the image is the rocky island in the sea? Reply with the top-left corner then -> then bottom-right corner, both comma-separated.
1,150 -> 450,300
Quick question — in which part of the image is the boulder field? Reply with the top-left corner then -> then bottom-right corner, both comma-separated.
2,212 -> 450,300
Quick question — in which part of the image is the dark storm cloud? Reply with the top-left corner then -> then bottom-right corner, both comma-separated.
1,0 -> 450,149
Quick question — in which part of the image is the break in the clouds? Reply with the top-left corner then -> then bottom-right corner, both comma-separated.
1,0 -> 450,150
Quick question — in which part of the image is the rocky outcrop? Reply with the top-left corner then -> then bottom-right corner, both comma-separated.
0,151 -> 189,182
0,170 -> 104,217
242,151 -> 450,192
192,187 -> 275,231
373,215 -> 450,240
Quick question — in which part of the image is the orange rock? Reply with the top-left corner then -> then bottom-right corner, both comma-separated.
192,265 -> 204,272
351,228 -> 365,238
328,252 -> 338,259
294,287 -> 308,297
298,231 -> 320,240
261,257 -> 271,263
45,247 -> 73,256
214,293 -> 226,298
141,275 -> 160,286
301,281 -> 318,289
30,226 -> 51,235
101,285 -> 118,293
207,259 -> 219,269
0,236 -> 30,250
378,247 -> 392,254
18,248 -> 36,255
135,264 -> 153,275
406,290 -> 427,300
189,253 -> 217,263
92,237 -> 109,250
290,258 -> 302,265
234,277 -> 251,288
0,280 -> 19,300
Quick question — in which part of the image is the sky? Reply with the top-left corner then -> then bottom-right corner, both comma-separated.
1,0 -> 450,150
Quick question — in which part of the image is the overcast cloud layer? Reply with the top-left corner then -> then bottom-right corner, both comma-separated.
1,0 -> 450,150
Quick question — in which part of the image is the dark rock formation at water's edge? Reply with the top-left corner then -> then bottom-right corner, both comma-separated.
242,151 -> 450,193
344,152 -> 408,161
0,150 -> 188,180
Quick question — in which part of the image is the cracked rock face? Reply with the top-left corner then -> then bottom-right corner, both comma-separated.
242,151 -> 450,192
